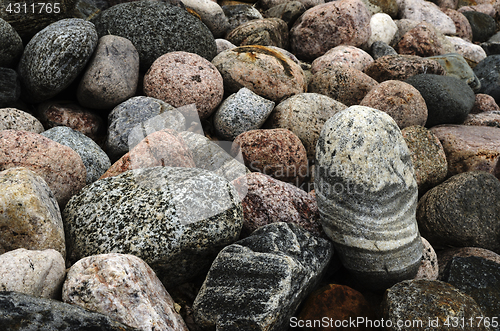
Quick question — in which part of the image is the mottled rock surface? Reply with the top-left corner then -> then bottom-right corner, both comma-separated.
397,22 -> 446,57
0,107 -> 44,133
226,18 -> 289,49
364,54 -> 445,82
311,45 -> 374,74
470,94 -> 500,114
446,35 -> 487,64
463,111 -> 500,128
0,18 -> 23,67
442,8 -> 473,42
398,0 -> 456,35
474,55 -> 500,104
223,4 -> 263,34
437,247 -> 500,280
415,237 -> 438,280
264,1 -> 306,27
181,0 -> 229,38
427,53 -> 481,92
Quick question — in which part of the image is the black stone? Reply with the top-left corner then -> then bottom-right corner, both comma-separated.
0,18 -> 23,68
370,41 -> 398,60
0,68 -> 20,107
474,55 -> 500,105
462,11 -> 496,43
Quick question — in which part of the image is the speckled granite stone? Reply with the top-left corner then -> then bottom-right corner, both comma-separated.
223,4 -> 263,34
399,0 -> 456,35
438,247 -> 500,280
0,68 -> 20,107
315,106 -> 422,290
18,19 -> 98,103
41,126 -> 110,184
463,111 -> 500,128
226,18 -> 289,49
415,237 -> 438,280
0,291 -> 140,331
63,253 -> 188,331
364,54 -> 445,82
0,108 -> 44,133
214,87 -> 275,140
311,45 -> 374,74
192,222 -> 333,331
0,248 -> 65,299
445,35 -> 487,64
397,22 -> 446,57
0,18 -> 23,67
63,166 -> 243,288
470,94 -> 500,114
0,167 -> 65,257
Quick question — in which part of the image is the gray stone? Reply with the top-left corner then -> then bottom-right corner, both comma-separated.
0,68 -> 20,107
398,0 -> 456,35
462,11 -> 496,43
41,126 -> 111,184
77,35 -> 139,110
0,18 -> 23,67
315,106 -> 422,290
0,291 -> 140,331
222,4 -> 263,35
63,166 -> 243,288
214,87 -> 275,140
192,222 -> 333,331
90,0 -> 217,71
370,41 -> 398,59
474,55 -> 500,105
0,108 -> 44,133
226,18 -> 289,49
216,38 -> 236,54
264,1 -> 306,28
427,53 -> 481,92
181,0 -> 229,38
18,18 -> 98,103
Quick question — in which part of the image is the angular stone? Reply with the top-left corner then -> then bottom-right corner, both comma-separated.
0,248 -> 65,299
397,22 -> 446,57
0,168 -> 65,257
0,107 -> 44,133
311,45 -> 374,74
63,166 -> 243,288
0,18 -> 23,67
427,53 -> 481,92
437,247 -> 500,280
445,35 -> 487,64
180,0 -> 229,38
367,13 -> 398,48
364,54 -> 445,82
63,253 -> 188,331
192,222 -> 333,331
315,106 -> 422,290
226,18 -> 289,49
0,68 -> 20,107
417,171 -> 500,253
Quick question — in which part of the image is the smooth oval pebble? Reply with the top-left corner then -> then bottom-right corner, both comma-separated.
0,107 -> 44,133
311,45 -> 374,74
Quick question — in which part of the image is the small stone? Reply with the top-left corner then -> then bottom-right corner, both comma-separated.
368,13 -> 398,49
462,10 -> 496,43
264,1 -> 306,28
442,8 -> 473,42
364,0 -> 399,17
427,53 -> 481,92
0,68 -> 20,108
474,55 -> 500,104
0,167 -> 65,257
77,35 -> 139,110
63,253 -> 189,331
364,54 -> 445,82
415,237 -> 438,280
214,87 -> 275,140
226,18 -> 289,49
311,45 -> 374,74
445,35 -> 487,64
397,22 -> 446,57
398,0 -> 456,35
417,171 -> 500,253
470,93 -> 500,113
437,247 -> 500,280
480,41 -> 500,56
180,0 -> 229,38
370,41 -> 398,59
222,4 -> 263,34
0,107 -> 44,133
215,39 -> 236,54
463,111 -> 500,128
0,18 -> 23,67
0,248 -> 65,299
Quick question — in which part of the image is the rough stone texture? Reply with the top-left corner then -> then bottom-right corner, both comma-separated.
181,0 -> 229,38
415,237 -> 438,280
398,0 -> 456,35
0,18 -> 23,67
77,35 -> 139,110
260,0 -> 323,9
37,101 -> 104,141
265,93 -> 347,158
315,106 -> 422,290
214,87 -> 275,140
311,45 -> 374,74
222,4 -> 263,34
192,222 -> 333,331
144,51 -> 223,120
0,167 -> 65,257
382,279 -> 487,330
290,0 -> 372,61
462,11 -> 496,43
405,74 -> 475,127
474,55 -> 500,105
360,80 -> 427,129
364,54 -> 445,82
0,108 -> 44,133
106,96 -> 183,162
264,1 -> 306,28
233,172 -> 323,238
216,39 -> 236,54
226,18 -> 289,49
0,68 -> 20,107
41,126 -> 111,184
0,130 -> 86,208
18,19 -> 98,103
63,253 -> 189,331
0,248 -> 65,299
370,41 -> 398,59
397,22 -> 446,57
437,247 -> 500,280
309,65 -> 378,107
417,171 -> 500,253
0,291 -> 140,331
470,93 -> 500,114
442,8 -> 473,42
427,53 -> 481,92
212,45 -> 307,103
232,128 -> 308,185
401,125 -> 447,192
90,0 -> 217,72
465,110 -> 500,128
445,36 -> 487,64
364,0 -> 399,17
367,13 -> 398,48
431,125 -> 500,178
63,166 -> 243,288
100,129 -> 195,179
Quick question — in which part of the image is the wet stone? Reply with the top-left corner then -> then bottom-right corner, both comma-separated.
0,108 -> 44,133
0,68 -> 20,107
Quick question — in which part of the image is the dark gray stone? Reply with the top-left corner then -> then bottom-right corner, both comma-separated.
222,4 -> 263,34
0,291 -> 139,331
315,105 -> 422,290
462,11 -> 496,43
405,74 -> 475,127
474,55 -> 500,105
91,0 -> 217,71
41,126 -> 111,184
480,41 -> 500,56
370,41 -> 398,59
0,68 -> 20,107
417,171 -> 500,254
443,256 -> 500,325
192,222 -> 333,331
17,18 -> 98,103
264,1 -> 306,28
0,18 -> 23,68
63,166 -> 243,288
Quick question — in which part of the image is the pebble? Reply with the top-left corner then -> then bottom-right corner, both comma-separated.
370,41 -> 398,59
417,171 -> 500,253
427,53 -> 481,92
264,1 -> 306,28
192,222 -> 333,330
471,93 -> 500,113
462,11 -> 496,42
180,0 -> 229,38
18,18 -> 98,103
260,0 -> 324,10
398,0 -> 456,35
90,0 -> 217,71
0,248 -> 65,299
315,106 -> 422,290
290,0 -> 372,61
63,166 -> 243,288
311,45 -> 374,74
474,55 -> 500,104
0,68 -> 20,108
360,80 -> 428,129
397,22 -> 446,57
363,0 -> 399,17
309,65 -> 378,106
77,35 -> 139,110
463,110 -> 500,127
222,4 -> 263,34
41,126 -> 111,184
0,107 -> 44,133
232,128 -> 308,185
214,87 -> 275,140
437,246 -> 500,280
415,237 -> 438,280
0,167 -> 65,257
364,54 -> 445,82
62,253 -> 189,331
226,18 -> 289,49
265,92 -> 347,158
215,38 -> 236,54
367,13 -> 398,48
405,74 -> 475,127
445,35 -> 487,64
442,8 -> 473,42
144,51 -> 224,120
0,130 -> 86,208
0,18 -> 23,67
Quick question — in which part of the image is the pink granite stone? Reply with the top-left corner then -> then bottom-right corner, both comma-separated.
470,94 -> 500,114
397,22 -> 446,57
442,8 -> 473,42
415,237 -> 439,280
463,111 -> 500,128
311,45 -> 374,74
